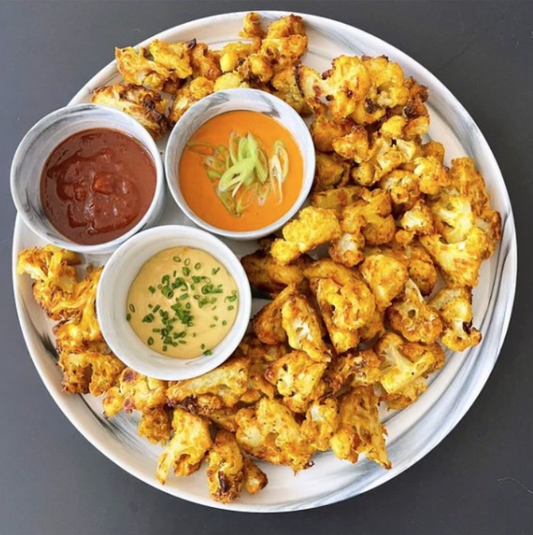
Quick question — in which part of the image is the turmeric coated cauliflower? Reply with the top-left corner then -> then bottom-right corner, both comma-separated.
313,152 -> 351,192
310,186 -> 362,217
243,456 -> 268,495
148,39 -> 195,79
326,348 -> 383,393
169,76 -> 214,123
430,287 -> 482,351
138,407 -> 172,445
301,397 -> 340,451
157,408 -> 212,484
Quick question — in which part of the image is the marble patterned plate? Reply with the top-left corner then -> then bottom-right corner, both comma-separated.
11,11 -> 517,512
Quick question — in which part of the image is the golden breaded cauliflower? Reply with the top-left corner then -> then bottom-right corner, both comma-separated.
476,206 -> 502,259
326,348 -> 383,393
360,253 -> 409,308
115,46 -> 178,93
313,152 -> 351,192
91,83 -> 171,139
169,77 -> 214,123
190,42 -> 222,81
281,293 -> 330,362
387,279 -> 443,344
420,228 -> 488,288
206,430 -> 245,503
309,111 -> 354,152
301,397 -> 340,451
219,41 -> 258,73
241,250 -> 311,295
359,307 -> 386,343
430,287 -> 482,351
235,398 -> 313,472
138,407 -> 172,445
102,368 -> 167,418
331,126 -> 370,163
379,169 -> 420,212
265,350 -> 327,413
59,348 -> 124,397
429,192 -> 475,243
303,257 -> 361,286
422,141 -> 446,162
271,207 -> 341,265
329,231 -> 365,268
166,356 -> 249,408
310,186 -> 363,217
17,245 -> 80,320
330,386 -> 391,468
271,66 -> 311,116
410,156 -> 451,195
375,332 -> 445,409
147,39 -> 195,79
392,240 -> 439,296
399,200 -> 435,236
252,284 -> 296,345
214,71 -> 249,91
449,157 -> 490,216
243,456 -> 268,495
157,408 -> 212,484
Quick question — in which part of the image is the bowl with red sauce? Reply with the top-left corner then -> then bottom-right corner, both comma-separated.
11,104 -> 165,254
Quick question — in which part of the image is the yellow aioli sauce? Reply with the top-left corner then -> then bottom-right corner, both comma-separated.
127,246 -> 238,359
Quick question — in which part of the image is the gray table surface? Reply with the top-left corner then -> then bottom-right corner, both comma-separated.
1,1 -> 532,534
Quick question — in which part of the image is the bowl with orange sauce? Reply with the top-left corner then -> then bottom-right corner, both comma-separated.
11,104 -> 165,254
165,89 -> 315,240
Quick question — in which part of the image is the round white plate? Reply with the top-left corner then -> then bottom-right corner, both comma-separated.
12,11 -> 517,512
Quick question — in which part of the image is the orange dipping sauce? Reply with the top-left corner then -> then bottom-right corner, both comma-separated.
179,111 -> 303,232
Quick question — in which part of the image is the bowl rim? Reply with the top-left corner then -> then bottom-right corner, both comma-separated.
164,88 -> 316,240
95,224 -> 252,380
10,103 -> 165,255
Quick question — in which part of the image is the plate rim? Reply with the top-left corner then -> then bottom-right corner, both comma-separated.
11,9 -> 518,512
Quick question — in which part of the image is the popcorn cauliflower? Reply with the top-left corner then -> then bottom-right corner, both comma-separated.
430,287 -> 482,351
313,152 -> 351,192
326,348 -> 383,393
235,398 -> 314,472
190,42 -> 222,81
271,207 -> 341,265
411,156 -> 450,195
301,397 -> 340,451
138,407 -> 172,445
148,38 -> 195,79
265,350 -> 327,413
309,111 -> 354,152
429,192 -> 475,243
476,206 -> 502,259
399,200 -> 435,236
330,386 -> 391,468
449,157 -> 489,216
303,257 -> 361,286
422,141 -> 446,163
387,279 -> 443,344
214,72 -> 249,91
243,456 -> 268,495
206,430 -> 245,503
420,228 -> 488,288
379,169 -> 420,212
360,253 -> 409,308
157,408 -> 212,484
102,368 -> 167,418
169,77 -> 214,123
332,126 -> 370,163
393,240 -> 439,296
310,186 -> 362,217
166,356 -> 249,408
375,332 -> 445,409
329,231 -> 365,267
271,66 -> 311,116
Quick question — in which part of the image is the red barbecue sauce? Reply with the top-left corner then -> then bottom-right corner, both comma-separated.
40,128 -> 156,245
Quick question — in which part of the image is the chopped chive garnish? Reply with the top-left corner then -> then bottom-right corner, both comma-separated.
228,305 -> 234,311
222,320 -> 227,326
163,345 -> 168,352
185,303 -> 191,309
173,256 -> 181,262
184,258 -> 191,266
182,267 -> 190,276
203,349 -> 213,356
225,294 -> 238,302
126,313 -> 131,321
148,286 -> 156,294
191,284 -> 196,290
212,267 -> 220,275
142,313 -> 155,323
214,315 -> 219,321
201,344 -> 205,350
194,262 -> 201,270
153,305 -> 160,313
179,293 -> 188,300
210,324 -> 216,328
129,304 -> 135,312
192,333 -> 197,337
179,340 -> 186,345
147,337 -> 154,346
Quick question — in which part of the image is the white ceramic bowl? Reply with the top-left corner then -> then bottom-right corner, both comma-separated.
11,104 -> 165,255
96,225 -> 252,380
165,88 -> 315,240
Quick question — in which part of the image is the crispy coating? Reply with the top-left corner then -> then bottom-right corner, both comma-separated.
138,407 -> 172,445
191,42 -> 222,81
243,456 -> 269,495
220,41 -> 258,72
411,156 -> 451,195
281,293 -> 330,362
430,287 -> 482,351
309,111 -> 354,152
102,368 -> 167,418
59,348 -> 124,397
271,66 -> 311,116
271,207 -> 341,265
313,152 -> 351,192
379,169 -> 420,212
326,348 -> 382,393
265,350 -> 327,413
330,386 -> 390,468
449,157 -> 490,217
332,126 -> 370,163
115,47 -> 179,93
148,39 -> 195,79
214,71 -> 249,91
429,192 -> 475,243
169,76 -> 214,123
167,356 -> 249,408
476,206 -> 502,259
422,141 -> 446,163
91,83 -> 171,138
329,231 -> 365,267
375,332 -> 445,409
206,430 -> 245,503
359,307 -> 386,343
420,228 -> 488,288
399,200 -> 435,236
392,240 -> 439,296
360,253 -> 409,308
17,245 -> 80,320
387,279 -> 443,344
241,250 -> 311,295
252,284 -> 297,344
157,408 -> 212,484
303,258 -> 361,286
240,12 -> 265,40
301,397 -> 340,451
235,398 -> 313,471
310,186 -> 363,217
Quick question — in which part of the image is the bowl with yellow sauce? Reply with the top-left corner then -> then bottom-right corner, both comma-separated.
96,225 -> 251,380
165,89 -> 315,240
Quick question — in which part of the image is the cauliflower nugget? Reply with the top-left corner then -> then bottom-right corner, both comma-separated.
310,186 -> 363,217
375,332 -> 445,409
387,279 -> 443,344
449,157 -> 490,217
271,66 -> 312,116
235,398 -> 313,471
303,258 -> 361,286
91,83 -> 171,138
313,152 -> 351,192
271,207 -> 342,265
191,42 -> 222,81
166,356 -> 249,408
330,386 -> 390,469
243,456 -> 268,495
206,430 -> 245,503
265,350 -> 327,413
147,39 -> 195,79
430,287 -> 482,351
398,200 -> 435,236
138,407 -> 172,445
309,111 -> 354,152
157,408 -> 212,484
301,397 -> 340,451
169,77 -> 214,123
326,348 -> 382,393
